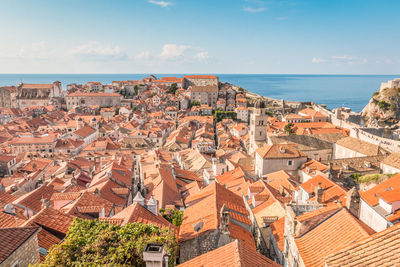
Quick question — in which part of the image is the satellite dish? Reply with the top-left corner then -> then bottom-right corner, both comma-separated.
193,221 -> 204,232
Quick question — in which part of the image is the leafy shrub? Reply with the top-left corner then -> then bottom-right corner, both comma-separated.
214,111 -> 237,122
284,123 -> 295,135
378,100 -> 389,110
159,208 -> 183,226
40,219 -> 177,267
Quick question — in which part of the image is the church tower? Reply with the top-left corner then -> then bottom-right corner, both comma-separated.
250,99 -> 267,154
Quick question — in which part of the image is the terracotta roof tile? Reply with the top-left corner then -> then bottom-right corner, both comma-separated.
13,183 -> 56,213
359,173 -> 400,207
325,223 -> 400,267
256,144 -> 306,159
0,226 -> 40,263
67,92 -> 120,97
336,136 -> 387,156
104,203 -> 173,230
0,211 -> 26,228
22,207 -> 74,234
179,183 -> 252,245
73,125 -> 96,138
270,216 -> 285,251
177,240 -> 281,267
295,208 -> 374,267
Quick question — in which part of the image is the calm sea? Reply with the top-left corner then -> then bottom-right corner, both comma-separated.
0,74 -> 398,112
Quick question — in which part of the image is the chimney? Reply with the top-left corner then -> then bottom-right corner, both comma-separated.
315,182 -> 324,203
133,191 -> 145,206
146,196 -> 158,216
293,218 -> 303,236
327,163 -> 332,179
41,198 -> 51,209
346,186 -> 361,218
143,243 -> 168,267
94,188 -> 100,196
219,205 -> 230,234
3,203 -> 16,215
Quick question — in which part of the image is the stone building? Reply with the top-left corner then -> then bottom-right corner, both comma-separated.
16,81 -> 62,109
9,134 -> 57,158
235,106 -> 249,123
66,92 -> 122,109
178,182 -> 255,263
189,85 -> 219,107
0,155 -> 18,177
249,100 -> 267,154
333,136 -> 387,159
0,86 -> 17,107
0,226 -> 40,266
255,144 -> 307,177
183,75 -> 219,88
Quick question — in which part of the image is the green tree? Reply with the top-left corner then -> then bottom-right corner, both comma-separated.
115,107 -> 120,115
168,83 -> 178,95
214,111 -> 237,122
159,209 -> 183,227
40,219 -> 177,267
191,100 -> 200,107
134,85 -> 138,95
378,100 -> 389,110
284,123 -> 295,135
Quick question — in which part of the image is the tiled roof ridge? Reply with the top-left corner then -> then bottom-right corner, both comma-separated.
234,240 -> 244,266
0,226 -> 40,264
295,207 -> 343,238
324,223 -> 400,266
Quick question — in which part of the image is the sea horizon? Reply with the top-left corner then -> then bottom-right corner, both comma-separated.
1,73 -> 399,112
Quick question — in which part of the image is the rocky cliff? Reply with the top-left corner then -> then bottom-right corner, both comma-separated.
361,79 -> 400,127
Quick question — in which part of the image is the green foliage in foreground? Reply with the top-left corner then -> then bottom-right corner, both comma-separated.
191,100 -> 200,107
159,208 -> 184,227
214,110 -> 237,122
351,173 -> 396,183
38,218 -> 177,267
284,123 -> 295,135
378,100 -> 389,110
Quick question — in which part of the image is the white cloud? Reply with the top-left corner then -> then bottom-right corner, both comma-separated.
148,0 -> 172,8
70,42 -> 128,61
160,44 -> 191,60
135,51 -> 152,61
312,57 -> 326,63
194,51 -> 210,61
18,41 -> 54,59
0,41 -> 57,60
331,55 -> 367,65
243,6 -> 266,13
312,55 -> 367,65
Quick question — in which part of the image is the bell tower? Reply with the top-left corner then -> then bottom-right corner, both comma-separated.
250,99 -> 267,154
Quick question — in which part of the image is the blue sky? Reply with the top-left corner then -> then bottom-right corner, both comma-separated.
0,0 -> 399,74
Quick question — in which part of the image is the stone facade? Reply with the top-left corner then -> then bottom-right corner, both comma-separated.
1,232 -> 40,267
183,75 -> 219,88
0,86 -> 17,108
66,92 -> 122,109
189,86 -> 219,107
255,153 -> 308,177
15,82 -> 62,109
9,135 -> 57,158
179,229 -> 234,263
